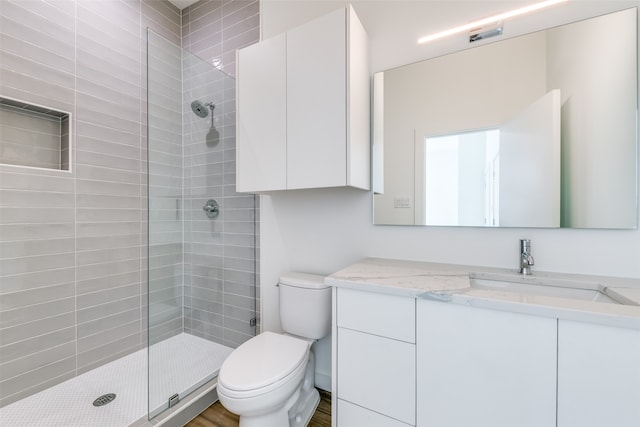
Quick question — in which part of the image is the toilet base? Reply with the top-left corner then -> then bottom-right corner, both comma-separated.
237,403 -> 288,427
289,387 -> 319,427
288,348 -> 320,426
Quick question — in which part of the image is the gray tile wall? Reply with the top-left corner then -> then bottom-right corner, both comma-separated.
0,0 -> 260,408
181,0 -> 259,346
0,0 -> 181,407
182,0 -> 259,77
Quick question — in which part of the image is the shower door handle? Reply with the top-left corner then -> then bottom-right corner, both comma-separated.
202,199 -> 220,219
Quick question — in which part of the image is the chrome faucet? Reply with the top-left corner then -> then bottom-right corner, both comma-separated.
519,239 -> 534,275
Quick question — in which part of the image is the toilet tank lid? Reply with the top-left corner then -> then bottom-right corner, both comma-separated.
279,272 -> 329,289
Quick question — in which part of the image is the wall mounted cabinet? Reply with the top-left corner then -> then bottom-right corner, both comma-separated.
237,6 -> 370,192
236,34 -> 287,191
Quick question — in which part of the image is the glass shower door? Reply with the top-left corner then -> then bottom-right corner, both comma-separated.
147,29 -> 257,420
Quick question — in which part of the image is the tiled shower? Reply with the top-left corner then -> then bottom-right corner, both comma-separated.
0,0 -> 259,424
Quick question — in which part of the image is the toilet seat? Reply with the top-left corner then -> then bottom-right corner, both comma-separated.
218,332 -> 310,399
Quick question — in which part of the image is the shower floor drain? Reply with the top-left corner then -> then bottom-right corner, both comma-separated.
93,393 -> 116,407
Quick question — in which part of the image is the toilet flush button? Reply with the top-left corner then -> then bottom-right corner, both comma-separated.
296,415 -> 302,422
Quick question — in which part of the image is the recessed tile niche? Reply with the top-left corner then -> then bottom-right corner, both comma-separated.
0,97 -> 71,171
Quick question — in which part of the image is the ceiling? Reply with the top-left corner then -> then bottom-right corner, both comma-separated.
168,0 -> 199,10
170,0 -> 637,72
259,0 -> 639,72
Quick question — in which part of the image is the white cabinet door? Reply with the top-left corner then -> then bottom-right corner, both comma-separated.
236,33 -> 287,192
346,5 -> 371,191
286,7 -> 347,190
237,6 -> 369,193
558,320 -> 640,427
338,399 -> 412,427
417,299 -> 557,427
337,328 -> 415,425
337,288 -> 415,343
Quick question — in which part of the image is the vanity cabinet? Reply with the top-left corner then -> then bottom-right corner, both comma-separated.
416,299 -> 557,427
334,288 -> 416,426
329,259 -> 640,427
237,6 -> 370,193
557,320 -> 640,427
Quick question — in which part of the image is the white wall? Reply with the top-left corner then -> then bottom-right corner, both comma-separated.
258,0 -> 640,390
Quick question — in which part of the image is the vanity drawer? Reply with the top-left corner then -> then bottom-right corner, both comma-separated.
338,399 -> 413,427
337,327 -> 416,425
336,287 -> 415,342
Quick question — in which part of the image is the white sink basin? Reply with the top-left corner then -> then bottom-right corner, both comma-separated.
470,278 -> 619,304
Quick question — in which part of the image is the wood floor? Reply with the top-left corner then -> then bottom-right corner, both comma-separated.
186,389 -> 331,427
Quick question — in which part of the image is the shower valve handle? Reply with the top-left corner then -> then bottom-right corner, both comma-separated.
203,199 -> 220,219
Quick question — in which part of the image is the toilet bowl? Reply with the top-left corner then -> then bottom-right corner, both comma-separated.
217,272 -> 331,427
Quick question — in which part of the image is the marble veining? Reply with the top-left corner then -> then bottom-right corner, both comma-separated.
325,258 -> 471,296
326,258 -> 640,329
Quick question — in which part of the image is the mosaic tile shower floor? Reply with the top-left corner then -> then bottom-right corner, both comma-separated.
0,333 -> 232,426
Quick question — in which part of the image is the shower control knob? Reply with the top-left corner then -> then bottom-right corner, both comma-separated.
202,199 -> 220,219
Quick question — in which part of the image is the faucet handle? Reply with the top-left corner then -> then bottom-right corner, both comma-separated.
520,238 -> 531,252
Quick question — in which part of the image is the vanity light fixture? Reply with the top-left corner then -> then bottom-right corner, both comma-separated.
417,0 -> 569,45
469,21 -> 503,42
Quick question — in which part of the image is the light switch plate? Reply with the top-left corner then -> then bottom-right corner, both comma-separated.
394,196 -> 412,208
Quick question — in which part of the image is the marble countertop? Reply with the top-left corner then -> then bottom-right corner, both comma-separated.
325,258 -> 640,330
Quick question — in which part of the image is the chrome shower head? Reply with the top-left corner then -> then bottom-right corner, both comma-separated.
191,100 -> 209,118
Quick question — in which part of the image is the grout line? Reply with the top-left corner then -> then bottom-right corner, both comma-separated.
180,18 -> 187,336
0,370 -> 77,406
72,0 -> 79,378
139,0 -> 146,354
0,343 -> 76,381
1,320 -> 75,347
0,304 -> 76,335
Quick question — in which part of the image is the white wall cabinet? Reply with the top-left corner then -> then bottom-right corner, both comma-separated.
236,34 -> 287,191
237,6 -> 370,193
557,320 -> 640,427
416,299 -> 557,427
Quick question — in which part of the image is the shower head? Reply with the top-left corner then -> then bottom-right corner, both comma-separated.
191,100 -> 214,118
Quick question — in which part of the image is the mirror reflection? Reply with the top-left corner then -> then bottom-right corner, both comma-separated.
373,8 -> 637,229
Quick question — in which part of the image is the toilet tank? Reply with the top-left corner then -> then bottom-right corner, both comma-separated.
279,272 -> 331,340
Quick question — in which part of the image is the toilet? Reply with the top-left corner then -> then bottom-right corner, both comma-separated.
217,272 -> 331,427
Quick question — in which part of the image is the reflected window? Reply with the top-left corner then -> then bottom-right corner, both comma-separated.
424,129 -> 499,226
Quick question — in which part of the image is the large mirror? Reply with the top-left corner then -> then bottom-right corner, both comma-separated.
373,8 -> 638,229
